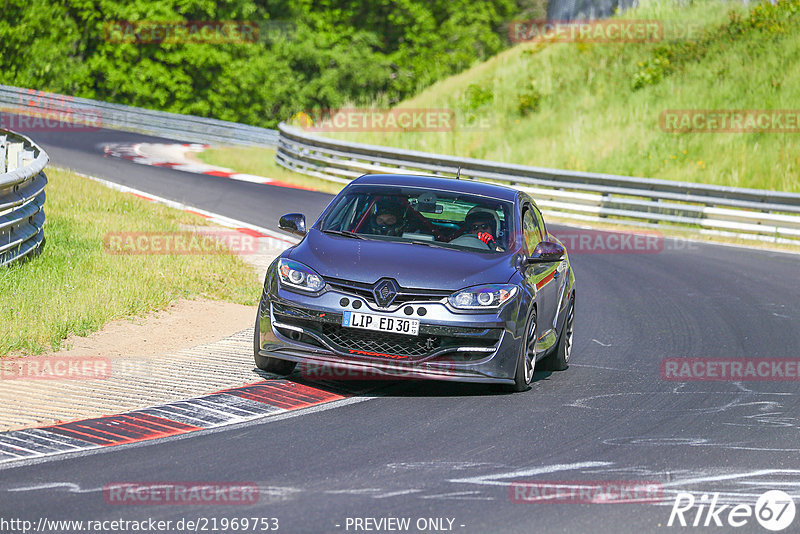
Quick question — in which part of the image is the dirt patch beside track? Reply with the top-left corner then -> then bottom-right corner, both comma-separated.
0,300 -> 263,431
26,298 -> 256,359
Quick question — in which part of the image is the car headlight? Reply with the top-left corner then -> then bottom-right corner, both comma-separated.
448,284 -> 518,310
277,259 -> 325,292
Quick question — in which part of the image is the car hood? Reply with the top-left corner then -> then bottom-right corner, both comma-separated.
288,230 -> 517,290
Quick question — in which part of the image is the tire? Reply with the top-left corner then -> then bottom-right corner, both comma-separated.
253,303 -> 297,375
541,294 -> 574,372
509,308 -> 537,392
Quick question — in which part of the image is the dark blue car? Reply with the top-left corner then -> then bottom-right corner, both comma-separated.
255,174 -> 575,391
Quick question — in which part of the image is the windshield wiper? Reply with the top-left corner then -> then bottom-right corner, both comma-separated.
322,229 -> 366,240
402,239 -> 452,250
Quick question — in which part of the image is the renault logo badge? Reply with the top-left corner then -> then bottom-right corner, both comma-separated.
373,279 -> 399,308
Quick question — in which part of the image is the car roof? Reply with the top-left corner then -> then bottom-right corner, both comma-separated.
350,174 -> 519,203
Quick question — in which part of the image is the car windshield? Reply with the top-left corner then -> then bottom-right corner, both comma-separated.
320,185 -> 515,253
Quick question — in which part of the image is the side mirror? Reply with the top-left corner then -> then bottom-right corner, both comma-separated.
279,213 -> 306,237
526,241 -> 566,264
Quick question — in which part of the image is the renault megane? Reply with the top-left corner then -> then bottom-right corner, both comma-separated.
254,174 -> 575,391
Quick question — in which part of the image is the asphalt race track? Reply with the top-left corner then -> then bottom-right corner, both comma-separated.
27,124 -> 333,227
1,125 -> 799,533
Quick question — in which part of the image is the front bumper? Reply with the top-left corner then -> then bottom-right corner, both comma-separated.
257,276 -> 524,384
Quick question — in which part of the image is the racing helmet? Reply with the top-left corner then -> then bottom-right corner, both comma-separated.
465,206 -> 500,236
372,198 -> 405,235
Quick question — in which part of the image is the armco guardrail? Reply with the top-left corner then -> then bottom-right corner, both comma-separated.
0,85 -> 278,146
276,123 -> 800,244
0,129 -> 48,266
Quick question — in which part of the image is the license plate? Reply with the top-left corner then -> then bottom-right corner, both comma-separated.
342,311 -> 419,336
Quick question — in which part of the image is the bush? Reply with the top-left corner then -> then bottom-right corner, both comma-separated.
517,84 -> 542,115
463,84 -> 494,111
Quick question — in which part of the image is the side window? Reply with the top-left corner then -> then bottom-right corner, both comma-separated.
522,209 -> 541,255
533,206 -> 547,240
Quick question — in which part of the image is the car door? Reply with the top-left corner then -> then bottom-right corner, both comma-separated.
535,205 -> 569,332
521,204 -> 559,351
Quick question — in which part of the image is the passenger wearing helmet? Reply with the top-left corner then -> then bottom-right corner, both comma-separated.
367,200 -> 405,236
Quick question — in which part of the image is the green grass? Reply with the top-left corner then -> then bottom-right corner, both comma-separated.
197,146 -> 345,194
319,0 -> 800,192
0,168 -> 260,356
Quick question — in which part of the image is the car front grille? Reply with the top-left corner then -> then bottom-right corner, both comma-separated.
271,303 -> 502,360
322,324 -> 439,358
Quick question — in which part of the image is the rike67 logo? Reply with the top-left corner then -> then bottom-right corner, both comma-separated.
668,491 -> 796,531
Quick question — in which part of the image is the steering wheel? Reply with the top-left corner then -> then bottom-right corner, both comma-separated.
449,234 -> 492,250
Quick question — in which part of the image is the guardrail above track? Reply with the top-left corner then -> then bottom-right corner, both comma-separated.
0,85 -> 278,147
0,129 -> 48,266
276,123 -> 800,244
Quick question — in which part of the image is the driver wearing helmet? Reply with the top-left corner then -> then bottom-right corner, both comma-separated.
367,200 -> 405,236
464,208 -> 502,250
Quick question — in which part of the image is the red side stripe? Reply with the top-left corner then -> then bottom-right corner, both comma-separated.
536,270 -> 556,291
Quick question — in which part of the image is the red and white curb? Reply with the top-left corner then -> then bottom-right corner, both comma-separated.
0,379 -> 360,466
103,142 -> 316,190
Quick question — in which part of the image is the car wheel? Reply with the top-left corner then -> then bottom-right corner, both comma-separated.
253,302 -> 297,375
542,294 -> 574,372
510,308 -> 537,392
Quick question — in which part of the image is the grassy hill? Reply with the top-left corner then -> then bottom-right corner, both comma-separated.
320,0 -> 800,192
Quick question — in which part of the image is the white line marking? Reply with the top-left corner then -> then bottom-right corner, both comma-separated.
373,489 -> 423,499
6,482 -> 101,494
449,461 -> 612,487
420,491 -> 494,501
62,168 -> 298,245
659,469 -> 800,489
